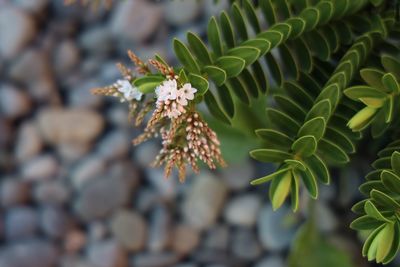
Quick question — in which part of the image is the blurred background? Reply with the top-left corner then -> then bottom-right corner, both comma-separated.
0,0 -> 389,267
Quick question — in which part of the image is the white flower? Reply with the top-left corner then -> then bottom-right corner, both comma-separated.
116,80 -> 142,101
176,83 -> 197,106
156,79 -> 178,102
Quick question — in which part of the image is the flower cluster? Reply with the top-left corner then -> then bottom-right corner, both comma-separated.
92,51 -> 226,182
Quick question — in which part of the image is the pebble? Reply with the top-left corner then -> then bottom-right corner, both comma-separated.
0,240 -> 58,267
5,207 -> 38,240
254,256 -> 285,267
88,221 -> 108,242
79,26 -> 113,54
12,0 -> 49,14
171,224 -> 200,255
53,40 -> 80,75
64,229 -> 86,253
224,194 -> 262,227
14,121 -> 43,162
134,141 -> 160,167
36,108 -> 104,145
203,225 -> 229,251
258,204 -> 297,251
146,169 -> 177,199
0,6 -> 36,60
21,154 -> 59,182
164,0 -> 202,26
75,175 -> 133,221
231,228 -> 262,260
147,205 -> 171,252
33,180 -> 70,205
0,178 -> 30,207
87,239 -> 128,267
57,143 -> 91,163
110,210 -> 147,252
97,130 -> 130,160
40,206 -> 69,239
71,155 -> 106,189
68,79 -> 103,108
110,0 -> 163,43
0,84 -> 32,118
131,252 -> 179,267
221,161 -> 253,191
183,173 -> 228,229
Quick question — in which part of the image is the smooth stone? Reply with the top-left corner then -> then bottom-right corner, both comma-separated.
57,143 -> 91,163
147,205 -> 171,252
53,39 -> 80,75
71,155 -> 106,189
21,154 -> 59,182
87,239 -> 128,267
146,169 -> 177,199
68,79 -> 103,108
258,204 -> 297,251
0,6 -> 36,60
97,130 -> 130,160
64,229 -> 86,253
33,180 -> 70,205
224,194 -> 262,227
110,210 -> 147,252
0,240 -> 58,267
75,173 -> 134,221
164,0 -> 202,26
183,173 -> 228,229
36,108 -> 104,145
88,221 -> 108,242
220,161 -> 253,191
79,26 -> 113,54
231,228 -> 262,260
8,49 -> 57,102
203,225 -> 229,251
110,0 -> 163,43
40,206 -> 69,239
60,256 -> 91,267
135,188 -> 162,213
5,207 -> 38,240
254,256 -> 285,267
12,0 -> 49,13
131,252 -> 179,267
134,141 -> 160,167
171,224 -> 200,255
15,121 -> 43,162
0,84 -> 32,118
0,178 -> 30,207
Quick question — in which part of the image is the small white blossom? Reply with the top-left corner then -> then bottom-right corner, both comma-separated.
116,80 -> 142,101
180,83 -> 197,100
156,79 -> 178,102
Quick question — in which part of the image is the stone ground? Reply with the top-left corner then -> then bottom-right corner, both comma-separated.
0,0 -> 379,267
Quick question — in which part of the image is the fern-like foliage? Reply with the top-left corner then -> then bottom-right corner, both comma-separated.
92,0 -> 400,264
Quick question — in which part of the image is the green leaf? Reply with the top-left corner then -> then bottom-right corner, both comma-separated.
344,85 -> 387,101
250,148 -> 292,163
187,32 -> 212,65
352,200 -> 367,214
269,23 -> 292,42
359,180 -> 385,195
133,75 -> 165,93
303,155 -> 330,184
306,30 -> 331,61
267,108 -> 301,136
382,73 -> 400,94
255,129 -> 293,150
362,224 -> 385,257
286,17 -> 306,39
360,68 -> 386,91
300,7 -> 319,31
291,172 -> 300,212
219,11 -> 235,48
383,95 -> 394,123
242,39 -> 271,56
371,189 -> 400,210
265,53 -> 283,86
285,159 -> 307,171
381,170 -> 400,194
216,83 -> 234,117
228,76 -> 250,104
298,117 -> 326,141
376,223 -> 395,263
173,39 -> 200,74
382,55 -> 400,79
204,91 -> 230,125
239,69 -> 259,98
306,99 -> 331,122
299,167 -> 318,199
231,3 -> 248,40
271,170 -> 292,210
251,167 -> 291,185
227,46 -> 260,66
274,95 -> 306,123
216,56 -> 245,77
318,139 -> 350,164
243,0 -> 261,33
188,73 -> 209,95
382,222 -> 400,264
204,65 -> 226,86
292,135 -> 317,158
283,81 -> 313,109
208,17 -> 223,56
325,127 -> 355,153
364,200 -> 389,222
350,215 -> 383,230
315,83 -> 340,112
391,151 -> 400,176
257,30 -> 284,48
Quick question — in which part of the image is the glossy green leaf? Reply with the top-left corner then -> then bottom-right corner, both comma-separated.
242,39 -> 271,56
250,167 -> 290,185
299,167 -> 318,199
382,55 -> 400,79
300,7 -> 319,31
227,46 -> 260,66
216,56 -> 245,77
243,0 -> 261,33
364,200 -> 389,222
271,170 -> 292,210
204,65 -> 227,86
255,129 -> 293,150
292,135 -> 317,157
188,73 -> 209,95
382,73 -> 400,93
360,68 -> 386,91
204,91 -> 230,124
291,172 -> 300,212
187,32 -> 212,65
298,117 -> 326,141
303,155 -> 330,184
285,159 -> 307,171
231,3 -> 248,40
391,151 -> 400,176
219,11 -> 235,48
173,38 -> 200,74
267,108 -> 301,136
381,170 -> 400,194
250,148 -> 292,163
318,139 -> 350,164
350,215 -> 384,230
306,99 -> 331,122
133,75 -> 164,93
208,17 -> 223,56
371,189 -> 400,210
344,86 -> 387,101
